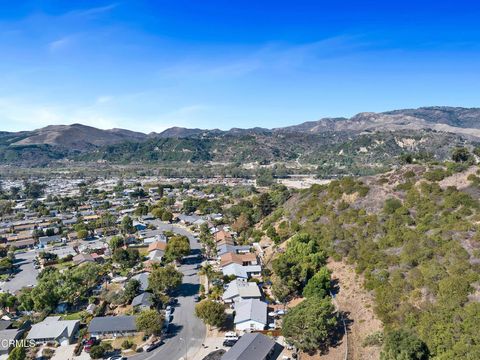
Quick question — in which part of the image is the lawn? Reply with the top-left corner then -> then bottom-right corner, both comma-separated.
52,261 -> 74,270
138,247 -> 149,257
109,333 -> 145,350
60,311 -> 85,320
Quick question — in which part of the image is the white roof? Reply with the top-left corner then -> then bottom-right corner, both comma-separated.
222,279 -> 261,301
222,264 -> 262,279
26,316 -> 78,341
234,299 -> 267,325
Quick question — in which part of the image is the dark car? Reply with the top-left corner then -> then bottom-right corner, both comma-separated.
194,295 -> 200,302
169,298 -> 178,305
223,339 -> 237,347
145,341 -> 162,352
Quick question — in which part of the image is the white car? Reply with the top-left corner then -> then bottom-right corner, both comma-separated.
224,331 -> 239,341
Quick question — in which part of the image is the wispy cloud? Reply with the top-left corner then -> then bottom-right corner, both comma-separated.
67,3 -> 119,18
157,35 -> 371,81
48,36 -> 72,52
96,95 -> 114,104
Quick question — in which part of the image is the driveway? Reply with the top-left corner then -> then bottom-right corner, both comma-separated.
133,222 -> 206,360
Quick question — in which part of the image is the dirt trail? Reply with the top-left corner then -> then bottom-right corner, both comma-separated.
438,165 -> 477,190
299,259 -> 382,360
327,259 -> 382,360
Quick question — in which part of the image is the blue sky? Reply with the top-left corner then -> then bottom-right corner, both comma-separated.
1,0 -> 480,133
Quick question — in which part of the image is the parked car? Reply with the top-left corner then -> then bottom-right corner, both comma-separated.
223,339 -> 237,347
145,341 -> 162,352
169,298 -> 178,305
193,295 -> 200,302
224,332 -> 239,341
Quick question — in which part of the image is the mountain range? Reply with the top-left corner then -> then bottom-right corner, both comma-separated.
2,106 -> 480,172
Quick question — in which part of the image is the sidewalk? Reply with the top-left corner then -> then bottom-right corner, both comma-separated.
189,328 -> 226,360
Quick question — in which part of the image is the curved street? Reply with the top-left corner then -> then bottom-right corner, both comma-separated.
133,221 -> 206,360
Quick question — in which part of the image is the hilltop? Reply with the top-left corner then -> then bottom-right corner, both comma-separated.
2,106 -> 480,171
263,163 -> 480,359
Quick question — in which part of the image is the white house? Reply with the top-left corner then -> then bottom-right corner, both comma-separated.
222,279 -> 262,303
26,316 -> 79,346
222,263 -> 262,279
234,299 -> 267,332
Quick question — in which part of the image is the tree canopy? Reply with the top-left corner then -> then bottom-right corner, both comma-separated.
195,300 -> 226,328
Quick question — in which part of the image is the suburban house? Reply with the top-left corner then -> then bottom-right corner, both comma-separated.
214,229 -> 232,243
38,234 -> 62,247
131,272 -> 149,291
26,316 -> 79,345
131,292 -> 154,310
88,316 -> 138,338
220,252 -> 258,267
133,221 -> 147,231
72,253 -> 95,265
216,238 -> 236,247
221,333 -> 276,360
147,240 -> 167,253
217,244 -> 251,257
147,249 -> 163,263
234,299 -> 268,332
222,279 -> 262,303
222,263 -> 262,279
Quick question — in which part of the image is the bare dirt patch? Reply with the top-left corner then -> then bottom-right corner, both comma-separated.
327,259 -> 382,360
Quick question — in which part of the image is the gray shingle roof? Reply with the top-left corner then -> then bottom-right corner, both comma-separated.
88,316 -> 137,333
131,272 -> 149,291
131,292 -> 154,307
222,280 -> 261,301
234,299 -> 267,325
221,333 -> 275,360
26,316 -> 78,341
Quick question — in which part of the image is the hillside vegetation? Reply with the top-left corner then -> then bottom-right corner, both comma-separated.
267,164 -> 480,359
3,106 -> 480,176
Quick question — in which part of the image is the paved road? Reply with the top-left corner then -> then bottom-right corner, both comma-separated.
133,222 -> 206,360
0,238 -> 106,294
0,250 -> 38,293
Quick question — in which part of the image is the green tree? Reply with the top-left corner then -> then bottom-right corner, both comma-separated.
257,193 -> 274,217
302,267 -> 331,298
136,309 -> 164,336
272,233 -> 327,300
149,265 -> 183,296
123,279 -> 141,303
161,210 -> 173,222
8,346 -> 26,360
121,215 -> 135,234
151,207 -> 164,219
89,345 -> 105,359
77,229 -> 89,239
381,329 -> 429,360
282,296 -> 337,352
195,300 -> 226,328
112,248 -> 140,269
165,235 -> 191,262
451,147 -> 471,163
109,236 -> 124,250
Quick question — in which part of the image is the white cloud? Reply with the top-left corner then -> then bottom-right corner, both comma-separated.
96,95 -> 114,104
48,36 -> 72,52
67,3 -> 118,18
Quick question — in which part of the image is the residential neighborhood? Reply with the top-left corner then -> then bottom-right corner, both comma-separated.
0,177 -> 298,360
